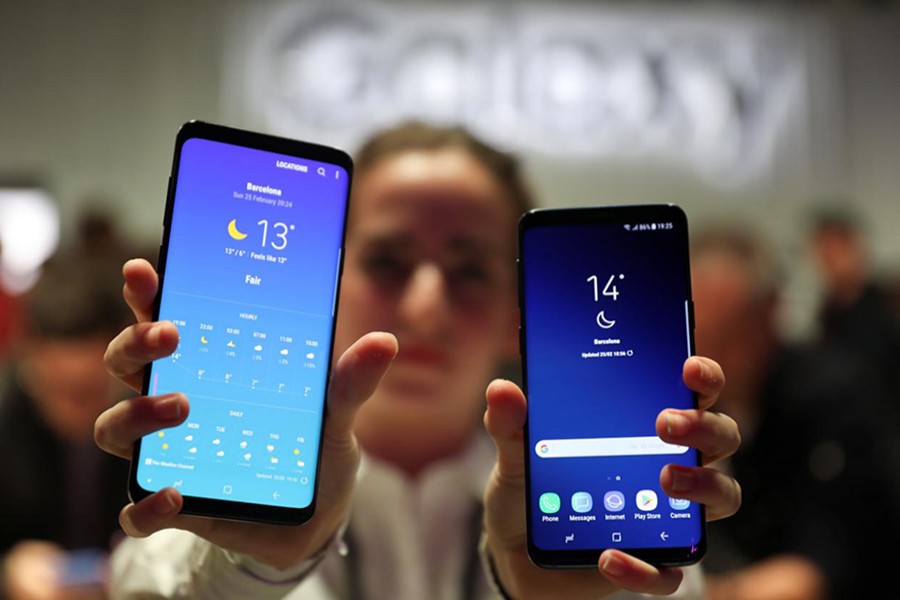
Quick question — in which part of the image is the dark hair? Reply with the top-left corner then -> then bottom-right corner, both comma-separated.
23,253 -> 132,339
354,120 -> 536,217
690,224 -> 783,308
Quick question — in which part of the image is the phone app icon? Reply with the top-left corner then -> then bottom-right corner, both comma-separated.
571,492 -> 593,513
539,492 -> 561,514
636,489 -> 658,511
669,497 -> 691,510
603,491 -> 626,512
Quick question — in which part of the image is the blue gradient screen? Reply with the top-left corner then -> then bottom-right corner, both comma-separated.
135,137 -> 349,510
521,209 -> 703,561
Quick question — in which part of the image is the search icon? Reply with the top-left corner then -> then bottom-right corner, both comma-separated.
317,167 -> 326,177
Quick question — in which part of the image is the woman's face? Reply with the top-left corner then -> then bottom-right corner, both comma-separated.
334,148 -> 520,447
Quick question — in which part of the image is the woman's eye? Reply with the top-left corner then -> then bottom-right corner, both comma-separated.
451,262 -> 491,284
362,254 -> 411,282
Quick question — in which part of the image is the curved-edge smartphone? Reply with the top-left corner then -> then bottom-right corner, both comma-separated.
130,120 -> 352,524
519,204 -> 706,567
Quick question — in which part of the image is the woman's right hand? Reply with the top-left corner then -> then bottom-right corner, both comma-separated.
94,258 -> 397,570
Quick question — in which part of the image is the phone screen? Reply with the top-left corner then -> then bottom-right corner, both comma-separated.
519,204 -> 705,567
131,121 -> 352,524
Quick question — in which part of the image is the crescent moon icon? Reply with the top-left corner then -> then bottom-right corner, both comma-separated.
596,311 -> 616,329
227,219 -> 248,240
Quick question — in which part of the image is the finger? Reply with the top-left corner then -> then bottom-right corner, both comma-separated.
598,550 -> 685,595
656,408 -> 741,465
323,332 -> 398,444
484,379 -> 528,485
94,393 -> 188,459
119,488 -> 184,538
122,258 -> 160,324
660,464 -> 742,522
682,356 -> 725,410
104,321 -> 180,391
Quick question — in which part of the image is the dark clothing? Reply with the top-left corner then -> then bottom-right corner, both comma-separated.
703,342 -> 900,598
0,369 -> 130,555
819,283 -> 900,429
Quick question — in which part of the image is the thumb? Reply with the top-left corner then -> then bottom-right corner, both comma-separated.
324,332 -> 398,441
484,379 -> 528,487
484,379 -> 529,551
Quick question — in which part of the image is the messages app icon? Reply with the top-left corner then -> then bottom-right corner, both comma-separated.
539,492 -> 561,514
571,491 -> 593,513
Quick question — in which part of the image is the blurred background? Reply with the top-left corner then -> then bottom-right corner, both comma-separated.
0,0 -> 898,336
2,2 -> 900,597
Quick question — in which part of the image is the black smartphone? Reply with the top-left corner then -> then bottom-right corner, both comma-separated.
130,120 -> 353,524
518,204 -> 705,568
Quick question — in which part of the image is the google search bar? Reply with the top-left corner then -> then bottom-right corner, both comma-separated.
535,436 -> 688,459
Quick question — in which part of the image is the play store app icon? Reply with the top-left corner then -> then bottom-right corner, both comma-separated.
636,489 -> 658,511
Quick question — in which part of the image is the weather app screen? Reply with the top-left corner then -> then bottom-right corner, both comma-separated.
522,214 -> 704,557
135,138 -> 349,510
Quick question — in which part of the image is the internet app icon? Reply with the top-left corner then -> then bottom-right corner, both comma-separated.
603,490 -> 625,512
636,489 -> 658,511
571,492 -> 593,513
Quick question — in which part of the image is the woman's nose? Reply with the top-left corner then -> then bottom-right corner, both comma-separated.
398,262 -> 452,335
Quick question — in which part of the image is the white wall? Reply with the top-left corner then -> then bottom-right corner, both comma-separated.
1,1 -> 898,299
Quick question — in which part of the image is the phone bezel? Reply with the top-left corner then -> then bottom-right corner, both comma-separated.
128,120 -> 353,525
517,203 -> 706,568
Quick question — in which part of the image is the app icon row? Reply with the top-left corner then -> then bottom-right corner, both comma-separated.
538,490 -> 690,514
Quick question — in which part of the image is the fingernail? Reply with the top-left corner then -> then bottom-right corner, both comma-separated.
146,323 -> 162,348
670,467 -> 696,493
155,394 -> 183,421
153,488 -> 179,515
697,358 -> 721,386
666,412 -> 689,437
601,553 -> 625,577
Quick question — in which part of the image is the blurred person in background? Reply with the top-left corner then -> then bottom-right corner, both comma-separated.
807,205 -> 900,430
691,224 -> 900,600
0,241 -> 24,361
0,250 -> 134,600
95,121 -> 742,599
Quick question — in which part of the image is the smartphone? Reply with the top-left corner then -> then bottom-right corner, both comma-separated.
130,120 -> 353,524
518,204 -> 705,568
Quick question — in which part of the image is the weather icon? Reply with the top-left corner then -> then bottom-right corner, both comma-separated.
280,349 -> 289,356
200,336 -> 208,344
227,219 -> 248,240
596,311 -> 616,329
